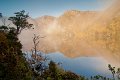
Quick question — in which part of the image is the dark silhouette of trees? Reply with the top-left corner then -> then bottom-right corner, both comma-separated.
108,64 -> 120,80
48,61 -> 58,79
0,11 -> 33,80
9,10 -> 33,34
116,68 -> 120,79
0,26 -> 32,80
0,13 -> 2,18
90,75 -> 112,80
108,64 -> 116,80
2,10 -> 120,80
41,60 -> 81,80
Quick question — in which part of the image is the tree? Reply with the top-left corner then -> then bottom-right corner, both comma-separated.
49,61 -> 57,75
42,61 -> 58,80
0,12 -> 33,80
0,27 -> 32,80
108,64 -> 116,80
0,13 -> 11,26
9,10 -> 33,34
32,34 -> 40,59
31,34 -> 45,59
116,68 -> 120,79
25,34 -> 48,80
0,13 -> 2,18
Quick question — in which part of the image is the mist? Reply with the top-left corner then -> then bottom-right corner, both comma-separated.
19,0 -> 120,65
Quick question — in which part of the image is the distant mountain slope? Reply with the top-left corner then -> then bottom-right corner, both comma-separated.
19,1 -> 120,64
35,15 -> 56,27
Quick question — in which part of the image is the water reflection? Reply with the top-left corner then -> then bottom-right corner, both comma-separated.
47,52 -> 111,77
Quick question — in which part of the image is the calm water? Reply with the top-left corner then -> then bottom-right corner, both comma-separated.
25,51 -> 112,77
46,52 -> 111,77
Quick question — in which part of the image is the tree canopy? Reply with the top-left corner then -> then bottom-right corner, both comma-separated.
9,10 -> 33,34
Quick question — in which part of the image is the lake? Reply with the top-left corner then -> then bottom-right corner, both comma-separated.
25,51 -> 112,78
46,52 -> 111,77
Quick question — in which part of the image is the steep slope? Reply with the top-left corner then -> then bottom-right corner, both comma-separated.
19,1 -> 120,64
36,15 -> 56,27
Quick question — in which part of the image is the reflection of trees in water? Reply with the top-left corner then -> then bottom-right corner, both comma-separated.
85,16 -> 120,62
103,17 -> 120,53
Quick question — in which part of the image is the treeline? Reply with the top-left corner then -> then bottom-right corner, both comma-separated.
0,10 -> 33,80
0,10 -> 119,80
0,10 -> 84,80
85,15 -> 120,60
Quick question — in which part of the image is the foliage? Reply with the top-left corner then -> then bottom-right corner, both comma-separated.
41,61 -> 81,80
0,27 -> 32,80
26,34 -> 81,80
0,12 -> 32,79
9,10 -> 33,34
90,75 -> 112,80
108,64 -> 120,80
108,64 -> 116,80
1,11 -> 120,80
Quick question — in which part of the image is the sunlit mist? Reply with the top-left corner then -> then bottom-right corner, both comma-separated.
19,0 -> 120,66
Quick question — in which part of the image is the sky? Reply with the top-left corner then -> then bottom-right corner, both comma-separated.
0,0 -> 115,18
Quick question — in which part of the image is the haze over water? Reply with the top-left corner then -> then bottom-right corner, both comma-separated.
1,0 -> 120,77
